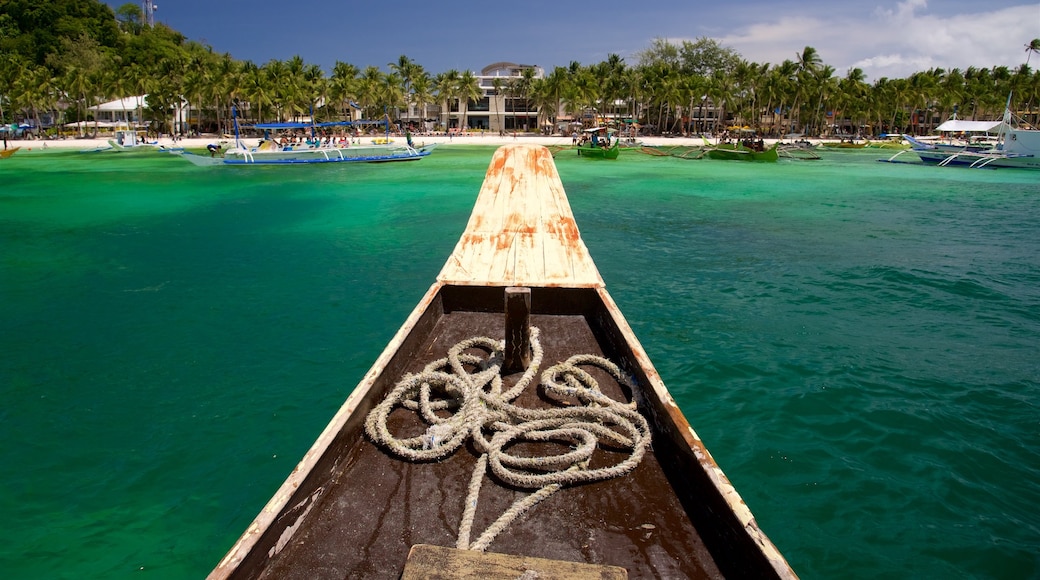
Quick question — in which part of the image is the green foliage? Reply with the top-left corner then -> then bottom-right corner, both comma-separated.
0,0 -> 121,68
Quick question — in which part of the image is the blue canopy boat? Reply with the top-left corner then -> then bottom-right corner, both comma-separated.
179,110 -> 435,166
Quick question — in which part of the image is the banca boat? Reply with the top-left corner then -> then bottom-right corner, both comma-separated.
179,115 -> 434,166
705,138 -> 779,162
208,144 -> 796,579
576,126 -> 620,159
817,138 -> 869,149
888,108 -> 1040,169
0,146 -> 18,159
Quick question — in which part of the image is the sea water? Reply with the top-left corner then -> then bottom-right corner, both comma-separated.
1,145 -> 1038,579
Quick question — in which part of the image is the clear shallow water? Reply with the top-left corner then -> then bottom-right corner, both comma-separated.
2,146 -> 1038,578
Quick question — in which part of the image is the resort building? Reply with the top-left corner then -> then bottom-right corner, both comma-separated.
402,62 -> 544,134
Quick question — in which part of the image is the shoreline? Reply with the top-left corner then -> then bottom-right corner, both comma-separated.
3,132 -> 824,153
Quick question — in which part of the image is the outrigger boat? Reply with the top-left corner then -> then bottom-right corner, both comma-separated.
704,136 -> 779,162
0,147 -> 18,159
887,107 -> 1040,169
817,138 -> 869,149
208,144 -> 796,579
576,126 -> 620,159
178,111 -> 434,166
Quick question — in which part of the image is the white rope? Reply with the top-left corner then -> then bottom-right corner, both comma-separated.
364,326 -> 651,552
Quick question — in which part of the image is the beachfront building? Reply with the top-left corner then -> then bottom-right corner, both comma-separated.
402,63 -> 544,134
88,95 -> 192,134
472,62 -> 543,133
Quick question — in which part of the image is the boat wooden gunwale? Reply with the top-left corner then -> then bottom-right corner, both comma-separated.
706,141 -> 780,162
576,141 -> 621,159
208,144 -> 796,579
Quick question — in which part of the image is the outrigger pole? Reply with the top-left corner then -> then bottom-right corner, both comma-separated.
232,104 -> 241,149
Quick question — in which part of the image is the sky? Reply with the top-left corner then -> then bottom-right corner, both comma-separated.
105,0 -> 1039,81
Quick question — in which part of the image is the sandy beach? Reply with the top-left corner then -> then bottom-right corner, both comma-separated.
4,131 -> 793,153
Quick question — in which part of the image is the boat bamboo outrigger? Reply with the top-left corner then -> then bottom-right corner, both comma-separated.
576,126 -> 620,159
208,144 -> 796,579
178,107 -> 435,166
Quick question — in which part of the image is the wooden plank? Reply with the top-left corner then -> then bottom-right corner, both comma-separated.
438,144 -> 604,288
401,544 -> 628,580
502,286 -> 531,372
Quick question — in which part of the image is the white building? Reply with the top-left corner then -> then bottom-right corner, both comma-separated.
401,62 -> 545,133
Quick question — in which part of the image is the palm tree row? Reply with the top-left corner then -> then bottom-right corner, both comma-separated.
3,23 -> 1037,138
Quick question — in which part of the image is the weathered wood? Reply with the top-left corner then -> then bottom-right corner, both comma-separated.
503,286 -> 531,372
207,145 -> 798,580
437,144 -> 603,288
401,544 -> 628,580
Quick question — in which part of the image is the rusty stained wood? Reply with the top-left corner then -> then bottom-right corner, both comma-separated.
437,144 -> 604,288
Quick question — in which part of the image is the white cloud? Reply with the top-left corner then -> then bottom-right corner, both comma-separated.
714,1 -> 1039,80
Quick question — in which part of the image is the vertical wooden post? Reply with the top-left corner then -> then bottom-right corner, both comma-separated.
503,287 -> 531,373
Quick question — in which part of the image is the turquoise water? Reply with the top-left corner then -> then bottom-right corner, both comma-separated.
2,146 -> 1038,578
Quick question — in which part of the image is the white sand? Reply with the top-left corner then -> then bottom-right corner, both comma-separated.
5,131 -> 804,152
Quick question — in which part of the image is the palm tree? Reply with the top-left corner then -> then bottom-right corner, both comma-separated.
457,70 -> 482,131
410,72 -> 434,132
329,61 -> 360,121
791,46 -> 822,134
510,67 -> 535,132
434,69 -> 460,131
491,76 -> 506,133
357,65 -> 385,119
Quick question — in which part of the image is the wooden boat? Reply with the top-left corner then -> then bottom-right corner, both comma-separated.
208,144 -> 797,580
577,126 -> 620,159
706,141 -> 779,162
866,135 -> 910,150
0,146 -> 19,159
178,141 -> 433,166
576,141 -> 620,159
886,106 -> 1040,169
818,138 -> 869,149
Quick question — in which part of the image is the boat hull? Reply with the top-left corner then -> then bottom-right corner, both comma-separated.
180,144 -> 434,166
576,143 -> 620,159
905,129 -> 1040,169
207,144 -> 795,580
707,143 -> 779,162
209,284 -> 794,579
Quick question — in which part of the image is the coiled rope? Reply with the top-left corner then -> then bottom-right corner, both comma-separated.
364,327 -> 651,552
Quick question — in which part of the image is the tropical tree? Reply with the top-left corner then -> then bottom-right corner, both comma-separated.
434,69 -> 460,131
457,70 -> 482,131
509,67 -> 535,132
409,71 -> 434,131
329,60 -> 360,121
491,76 -> 506,133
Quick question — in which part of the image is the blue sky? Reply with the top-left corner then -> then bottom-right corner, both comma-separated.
106,0 -> 1038,80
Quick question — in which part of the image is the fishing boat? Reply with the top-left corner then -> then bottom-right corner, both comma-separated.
705,137 -> 779,162
207,144 -> 796,579
576,127 -> 620,159
179,138 -> 434,166
866,135 -> 910,150
0,146 -> 18,159
178,110 -> 435,166
887,108 -> 1040,169
108,129 -> 157,151
818,138 -> 869,149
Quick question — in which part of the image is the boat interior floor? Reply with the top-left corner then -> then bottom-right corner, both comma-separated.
253,286 -> 724,579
